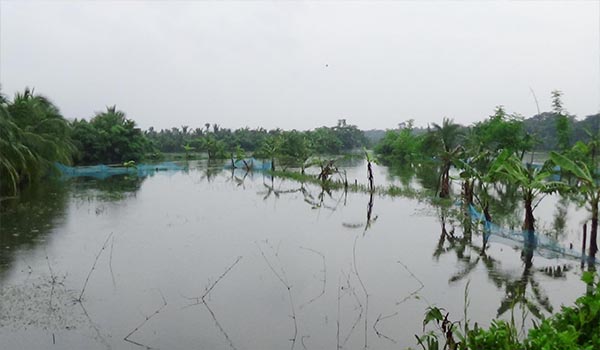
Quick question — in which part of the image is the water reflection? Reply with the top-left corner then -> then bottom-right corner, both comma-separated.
70,174 -> 147,202
386,164 -> 415,188
552,197 -> 569,241
433,206 -> 569,322
259,177 -> 348,214
0,173 -> 152,278
0,180 -> 69,275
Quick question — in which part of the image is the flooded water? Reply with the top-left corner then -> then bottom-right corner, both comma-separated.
0,160 -> 593,349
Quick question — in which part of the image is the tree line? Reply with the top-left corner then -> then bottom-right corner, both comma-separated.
0,88 -> 367,196
144,118 -> 367,161
374,91 -> 599,260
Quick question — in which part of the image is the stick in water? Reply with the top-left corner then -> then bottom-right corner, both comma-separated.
78,232 -> 114,302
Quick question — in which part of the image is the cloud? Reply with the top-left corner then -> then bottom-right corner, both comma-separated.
1,1 -> 598,130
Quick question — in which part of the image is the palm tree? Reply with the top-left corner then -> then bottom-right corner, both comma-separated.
1,88 -> 74,196
0,101 -> 32,195
430,118 -> 463,198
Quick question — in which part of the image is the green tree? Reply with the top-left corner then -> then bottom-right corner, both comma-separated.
71,106 -> 152,164
553,90 -> 571,152
255,136 -> 281,171
471,106 -> 532,159
374,120 -> 423,164
1,88 -> 74,196
279,130 -> 312,173
429,117 -> 463,198
550,151 -> 600,258
494,151 -> 561,233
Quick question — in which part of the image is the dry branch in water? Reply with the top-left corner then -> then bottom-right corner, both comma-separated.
124,290 -> 168,349
45,253 -> 57,310
182,256 -> 243,350
79,301 -> 111,349
203,301 -> 238,350
298,246 -> 327,309
78,232 -> 114,302
257,242 -> 298,349
186,256 -> 243,306
109,235 -> 116,289
373,312 -> 399,343
340,270 -> 364,348
395,260 -> 425,305
352,235 -> 369,349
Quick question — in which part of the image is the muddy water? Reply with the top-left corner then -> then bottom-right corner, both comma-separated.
0,160 -> 592,349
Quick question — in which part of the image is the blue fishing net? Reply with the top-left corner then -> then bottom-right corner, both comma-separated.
55,162 -> 183,179
468,204 -> 590,261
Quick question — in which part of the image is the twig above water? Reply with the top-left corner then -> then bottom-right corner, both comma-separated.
373,312 -> 399,343
203,302 -> 238,350
109,236 -> 116,289
183,257 -> 243,349
352,235 -> 369,349
395,260 -> 425,305
78,232 -> 114,302
298,246 -> 327,309
257,242 -> 298,349
123,290 -> 168,349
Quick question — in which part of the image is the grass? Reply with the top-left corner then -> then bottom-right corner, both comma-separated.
269,169 -> 434,200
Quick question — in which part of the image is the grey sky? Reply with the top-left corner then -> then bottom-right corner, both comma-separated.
1,1 -> 598,131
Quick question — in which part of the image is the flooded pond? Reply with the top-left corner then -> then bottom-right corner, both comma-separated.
0,160 -> 593,349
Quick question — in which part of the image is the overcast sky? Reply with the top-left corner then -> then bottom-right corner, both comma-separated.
1,1 -> 598,131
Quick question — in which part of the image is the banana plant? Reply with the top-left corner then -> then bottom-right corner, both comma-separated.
493,150 -> 563,234
430,118 -> 464,198
550,151 -> 600,258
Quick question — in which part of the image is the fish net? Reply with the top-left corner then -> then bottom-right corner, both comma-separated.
468,204 -> 589,261
55,162 -> 183,179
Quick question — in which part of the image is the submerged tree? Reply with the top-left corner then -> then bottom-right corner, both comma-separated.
494,151 -> 561,233
279,131 -> 312,173
428,118 -> 463,198
373,119 -> 423,165
550,151 -> 599,259
255,136 -> 281,172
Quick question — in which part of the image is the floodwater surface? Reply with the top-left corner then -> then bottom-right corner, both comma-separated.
0,160 -> 593,349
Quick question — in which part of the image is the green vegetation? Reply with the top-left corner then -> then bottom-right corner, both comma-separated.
551,151 -> 600,258
145,119 -> 368,164
0,88 -> 74,196
71,106 -> 153,164
413,273 -> 600,350
429,118 -> 464,198
1,86 -> 369,197
0,88 -> 156,197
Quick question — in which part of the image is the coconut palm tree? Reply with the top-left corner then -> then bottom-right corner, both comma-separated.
1,88 -> 74,196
